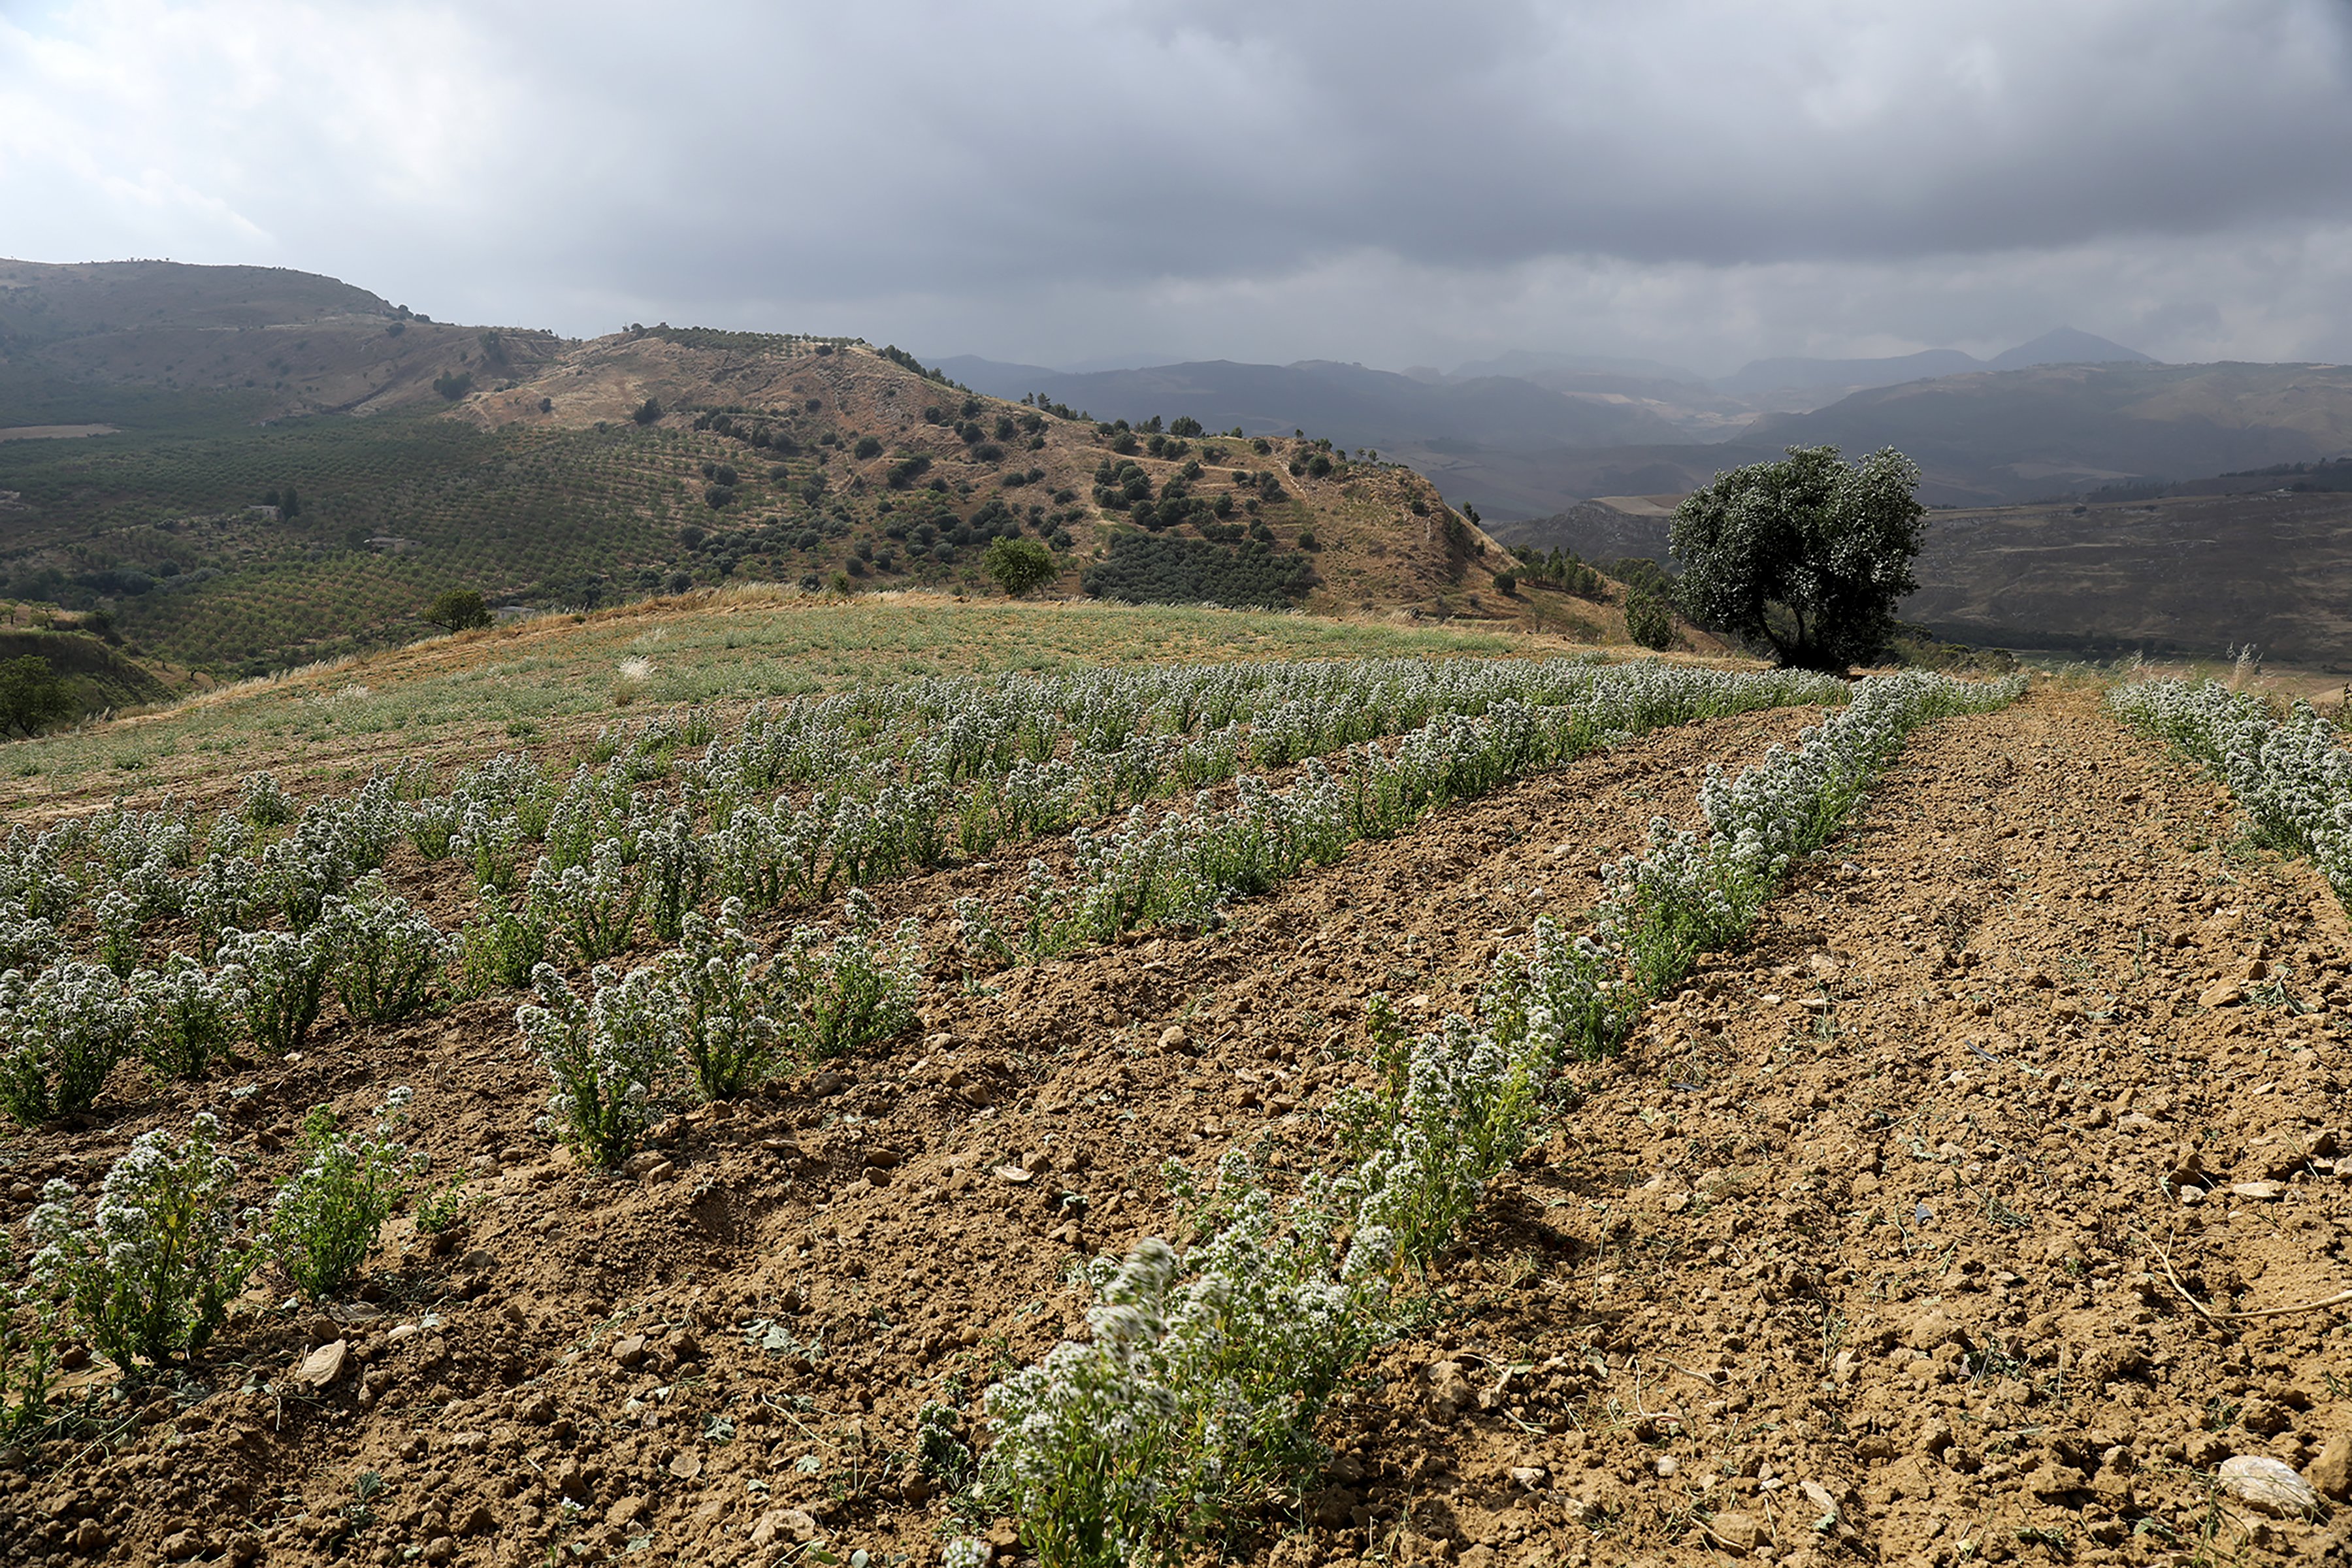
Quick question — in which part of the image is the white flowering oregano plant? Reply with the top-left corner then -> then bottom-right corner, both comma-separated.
663,901 -> 783,1100
517,962 -> 680,1167
132,954 -> 240,1081
985,1156 -> 1396,1568
777,889 -> 924,1060
531,839 -> 642,962
218,927 -> 331,1055
27,1114 -> 259,1369
0,960 -> 144,1125
457,883 -> 553,994
321,880 -> 455,1024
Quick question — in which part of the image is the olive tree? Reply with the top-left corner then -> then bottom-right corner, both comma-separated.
983,537 -> 1059,598
0,657 -> 74,738
425,589 -> 493,632
1669,445 -> 1925,672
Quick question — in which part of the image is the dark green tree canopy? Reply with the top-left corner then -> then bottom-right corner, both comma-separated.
1669,444 -> 1926,672
425,588 -> 493,632
983,536 -> 1059,598
0,656 -> 75,738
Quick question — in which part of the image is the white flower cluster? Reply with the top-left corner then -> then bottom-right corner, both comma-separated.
319,879 -> 457,1024
0,959 -> 148,1123
519,961 -> 679,1166
530,838 -> 644,962
2110,678 -> 2352,903
986,1155 -> 1396,1568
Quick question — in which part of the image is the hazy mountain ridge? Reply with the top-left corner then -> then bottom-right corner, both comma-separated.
1716,327 -> 2153,399
936,355 -> 1693,451
1748,361 -> 2352,505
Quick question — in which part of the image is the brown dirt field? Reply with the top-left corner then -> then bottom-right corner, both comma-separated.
2,687 -> 2348,1568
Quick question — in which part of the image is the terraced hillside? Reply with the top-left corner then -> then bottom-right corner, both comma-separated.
0,620 -> 2345,1567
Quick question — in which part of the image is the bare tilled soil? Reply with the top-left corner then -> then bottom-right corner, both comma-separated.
3,688 -> 2349,1568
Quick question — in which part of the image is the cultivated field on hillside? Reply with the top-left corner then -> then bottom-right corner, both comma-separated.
0,594 -> 1606,809
0,633 -> 2346,1568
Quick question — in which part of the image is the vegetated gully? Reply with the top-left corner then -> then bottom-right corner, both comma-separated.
3,687 -> 2345,1568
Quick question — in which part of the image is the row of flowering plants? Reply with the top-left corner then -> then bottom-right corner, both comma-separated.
2108,676 -> 2352,906
0,1092 -> 427,1439
962,672 -> 2024,1568
949,664 -> 1848,964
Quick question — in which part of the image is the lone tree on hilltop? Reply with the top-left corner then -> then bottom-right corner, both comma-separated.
1669,444 -> 1927,672
983,536 -> 1059,598
425,588 -> 493,632
0,656 -> 74,738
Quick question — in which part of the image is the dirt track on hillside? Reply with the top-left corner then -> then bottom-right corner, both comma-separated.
2,687 -> 2347,1568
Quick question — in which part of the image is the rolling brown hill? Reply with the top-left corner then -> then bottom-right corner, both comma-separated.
0,260 -> 1718,671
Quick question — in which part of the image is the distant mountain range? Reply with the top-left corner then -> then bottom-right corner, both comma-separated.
942,331 -> 2352,517
1714,327 -> 2154,399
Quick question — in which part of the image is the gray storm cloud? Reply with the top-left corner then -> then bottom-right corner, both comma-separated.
3,0 -> 2349,370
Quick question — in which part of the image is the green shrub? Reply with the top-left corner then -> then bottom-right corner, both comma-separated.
0,1234 -> 60,1440
0,655 -> 74,739
642,808 -> 710,944
983,536 -> 1059,598
425,588 -> 492,632
238,772 -> 296,827
27,1115 -> 259,1369
267,1092 -> 423,1301
1625,589 -> 1675,651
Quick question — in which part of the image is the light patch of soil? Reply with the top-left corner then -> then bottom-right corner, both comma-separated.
0,426 -> 118,442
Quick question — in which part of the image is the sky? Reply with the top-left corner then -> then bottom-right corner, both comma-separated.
5,0 -> 2351,377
